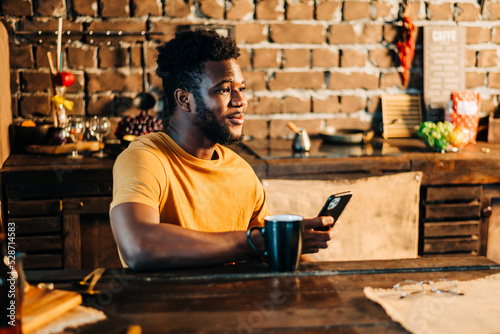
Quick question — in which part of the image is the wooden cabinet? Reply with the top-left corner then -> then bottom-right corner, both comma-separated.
0,155 -> 121,270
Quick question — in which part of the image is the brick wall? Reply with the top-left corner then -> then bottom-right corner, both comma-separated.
2,0 -> 500,140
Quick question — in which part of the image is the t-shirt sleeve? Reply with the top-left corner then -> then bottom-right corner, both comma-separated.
248,176 -> 269,229
110,147 -> 166,212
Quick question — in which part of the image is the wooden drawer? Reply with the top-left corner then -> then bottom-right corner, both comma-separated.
424,221 -> 480,237
424,202 -> 481,220
23,254 -> 63,269
16,235 -> 62,252
9,217 -> 62,235
424,236 -> 479,254
426,186 -> 482,202
8,199 -> 61,217
62,196 -> 112,214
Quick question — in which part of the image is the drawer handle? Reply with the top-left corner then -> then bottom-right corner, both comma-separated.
482,206 -> 492,218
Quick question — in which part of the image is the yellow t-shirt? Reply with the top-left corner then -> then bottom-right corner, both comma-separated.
111,132 -> 269,232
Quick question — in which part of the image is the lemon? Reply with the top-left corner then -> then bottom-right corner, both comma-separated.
447,126 -> 470,149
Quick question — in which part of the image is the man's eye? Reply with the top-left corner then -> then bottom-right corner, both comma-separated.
218,87 -> 230,93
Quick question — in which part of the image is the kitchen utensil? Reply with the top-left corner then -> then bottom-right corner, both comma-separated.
288,121 -> 311,152
79,268 -> 105,295
133,43 -> 156,111
13,123 -> 52,145
319,128 -> 374,145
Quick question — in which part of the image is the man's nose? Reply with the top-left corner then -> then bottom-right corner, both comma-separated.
231,90 -> 247,108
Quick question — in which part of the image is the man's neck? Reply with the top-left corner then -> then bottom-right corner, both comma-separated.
165,124 -> 217,160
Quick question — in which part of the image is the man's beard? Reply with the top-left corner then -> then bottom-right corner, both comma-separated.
192,95 -> 244,145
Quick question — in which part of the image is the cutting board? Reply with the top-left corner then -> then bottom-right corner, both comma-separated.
22,286 -> 82,333
23,141 -> 102,155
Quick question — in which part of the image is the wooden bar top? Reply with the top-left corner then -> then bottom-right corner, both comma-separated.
25,256 -> 500,333
4,138 -> 500,186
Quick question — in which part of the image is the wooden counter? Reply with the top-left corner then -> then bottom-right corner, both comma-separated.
2,139 -> 500,269
24,256 -> 500,333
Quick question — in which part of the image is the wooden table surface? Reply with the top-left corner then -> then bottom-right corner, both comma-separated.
25,256 -> 500,333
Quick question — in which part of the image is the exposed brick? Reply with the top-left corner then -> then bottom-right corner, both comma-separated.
149,21 -> 179,42
283,96 -> 310,113
494,27 -> 500,44
466,72 -> 486,88
199,0 -> 224,18
372,1 -> 394,20
36,0 -> 65,16
253,49 -> 280,68
466,49 -> 477,67
405,1 -> 424,20
132,0 -> 162,16
487,2 -> 500,20
87,71 -> 142,93
455,3 -> 479,21
325,117 -> 371,129
11,96 -> 19,118
489,72 -> 500,90
67,45 -> 98,69
270,23 -> 324,44
343,1 -> 369,20
100,46 -> 129,68
10,45 -> 34,69
130,46 -> 142,67
269,119 -> 322,138
243,71 -> 267,91
164,0 -> 191,17
312,48 -> 339,67
20,94 -> 51,117
380,72 -> 404,89
20,71 -> 52,92
243,119 -> 268,139
315,0 -> 340,20
65,71 -> 85,93
250,96 -> 283,114
427,3 -> 453,21
329,72 -> 378,90
2,0 -> 33,16
369,48 -> 395,68
330,24 -> 383,44
286,0 -> 314,20
282,49 -> 309,68
238,49 -> 252,70
34,46 -> 57,68
235,24 -> 268,44
383,23 -> 398,43
256,0 -> 284,20
269,71 -> 324,90
367,95 -> 380,114
340,49 -> 366,67
149,72 -> 163,90
88,94 -> 115,116
477,50 -> 499,67
313,95 -> 339,113
339,95 -> 366,113
466,27 -> 491,44
226,0 -> 254,20
10,71 -> 19,94
21,20 -> 82,45
64,95 -> 85,116
73,0 -> 98,16
101,0 -> 129,17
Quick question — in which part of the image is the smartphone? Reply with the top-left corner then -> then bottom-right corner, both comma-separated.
314,191 -> 352,231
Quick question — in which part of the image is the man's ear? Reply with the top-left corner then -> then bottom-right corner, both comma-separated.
174,89 -> 192,112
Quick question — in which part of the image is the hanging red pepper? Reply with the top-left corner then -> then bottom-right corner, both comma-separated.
397,16 -> 416,85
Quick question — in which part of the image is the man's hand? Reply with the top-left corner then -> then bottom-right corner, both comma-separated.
302,216 -> 335,254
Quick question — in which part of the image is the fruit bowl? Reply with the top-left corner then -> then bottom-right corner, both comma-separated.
417,121 -> 470,153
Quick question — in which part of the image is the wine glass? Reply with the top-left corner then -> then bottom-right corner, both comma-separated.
90,116 -> 111,158
66,117 -> 85,159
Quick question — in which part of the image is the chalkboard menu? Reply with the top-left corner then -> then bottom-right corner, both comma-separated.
423,26 -> 466,122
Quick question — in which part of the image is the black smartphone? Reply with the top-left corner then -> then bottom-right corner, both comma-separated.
314,191 -> 352,231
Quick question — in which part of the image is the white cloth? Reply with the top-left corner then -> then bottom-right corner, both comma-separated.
364,273 -> 500,334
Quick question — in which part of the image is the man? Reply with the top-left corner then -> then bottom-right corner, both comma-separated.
110,29 -> 334,271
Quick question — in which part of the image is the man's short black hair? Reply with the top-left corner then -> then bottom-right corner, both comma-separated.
156,29 -> 241,116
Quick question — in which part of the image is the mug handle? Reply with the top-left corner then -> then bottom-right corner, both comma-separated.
247,226 -> 266,256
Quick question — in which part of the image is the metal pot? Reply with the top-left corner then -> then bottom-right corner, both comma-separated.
133,42 -> 156,111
